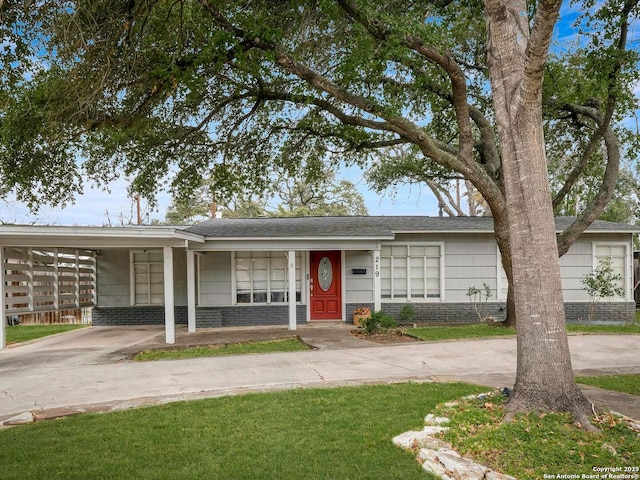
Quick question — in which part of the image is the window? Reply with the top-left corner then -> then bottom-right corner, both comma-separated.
381,244 -> 441,301
235,251 -> 302,304
131,251 -> 164,305
594,244 -> 627,300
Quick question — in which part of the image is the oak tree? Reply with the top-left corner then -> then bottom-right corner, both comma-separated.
1,1 -> 638,423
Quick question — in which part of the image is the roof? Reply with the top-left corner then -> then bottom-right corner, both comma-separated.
184,216 -> 640,239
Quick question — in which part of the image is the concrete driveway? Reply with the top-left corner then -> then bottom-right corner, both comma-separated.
1,325 -> 639,423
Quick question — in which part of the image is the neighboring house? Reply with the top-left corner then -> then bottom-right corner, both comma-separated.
0,216 -> 637,348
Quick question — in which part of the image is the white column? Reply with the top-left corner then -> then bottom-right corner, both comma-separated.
288,250 -> 296,331
373,250 -> 381,312
163,246 -> 175,344
186,250 -> 196,333
0,247 -> 5,349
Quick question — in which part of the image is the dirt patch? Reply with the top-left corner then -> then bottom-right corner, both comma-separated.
351,329 -> 422,344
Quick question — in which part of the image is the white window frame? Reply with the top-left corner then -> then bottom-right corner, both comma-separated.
380,242 -> 444,303
592,242 -> 631,301
231,251 -> 304,305
130,250 -> 164,306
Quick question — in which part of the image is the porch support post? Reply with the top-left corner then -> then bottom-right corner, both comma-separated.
373,249 -> 381,312
163,246 -> 175,344
288,250 -> 296,331
186,250 -> 196,333
0,247 -> 5,350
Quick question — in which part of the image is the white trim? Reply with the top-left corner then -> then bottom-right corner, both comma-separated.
129,250 -> 135,306
230,251 -> 237,305
373,249 -> 381,312
163,246 -> 175,344
190,239 -> 382,252
288,250 -> 296,330
186,250 -> 196,333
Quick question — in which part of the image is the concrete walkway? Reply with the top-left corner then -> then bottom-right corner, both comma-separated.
1,324 -> 638,424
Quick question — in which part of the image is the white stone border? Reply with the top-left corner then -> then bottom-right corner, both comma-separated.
392,394 -> 517,480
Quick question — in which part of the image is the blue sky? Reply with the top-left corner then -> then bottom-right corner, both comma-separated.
0,163 -> 437,225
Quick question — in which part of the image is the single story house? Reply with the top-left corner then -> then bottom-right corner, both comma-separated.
0,216 -> 637,348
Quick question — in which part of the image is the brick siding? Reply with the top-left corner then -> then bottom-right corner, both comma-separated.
93,305 -> 307,327
92,302 -> 635,327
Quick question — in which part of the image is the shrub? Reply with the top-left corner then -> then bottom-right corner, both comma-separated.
360,310 -> 398,334
398,304 -> 416,324
581,258 -> 624,321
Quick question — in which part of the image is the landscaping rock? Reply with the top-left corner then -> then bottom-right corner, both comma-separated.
437,450 -> 488,480
418,449 -> 455,480
2,411 -> 34,426
394,401 -> 519,480
392,426 -> 449,450
485,471 -> 518,480
424,413 -> 450,425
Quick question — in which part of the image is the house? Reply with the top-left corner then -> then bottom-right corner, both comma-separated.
0,216 -> 637,348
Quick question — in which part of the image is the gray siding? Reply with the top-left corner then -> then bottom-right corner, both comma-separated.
96,250 -> 130,307
173,249 -> 187,306
444,237 -> 498,302
559,240 -> 593,302
199,251 -> 232,306
344,251 -> 373,303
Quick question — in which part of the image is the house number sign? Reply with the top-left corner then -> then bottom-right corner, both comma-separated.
318,257 -> 332,291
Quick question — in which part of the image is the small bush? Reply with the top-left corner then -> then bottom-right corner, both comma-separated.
360,310 -> 398,334
398,304 -> 416,324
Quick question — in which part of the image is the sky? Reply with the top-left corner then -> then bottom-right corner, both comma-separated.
0,164 -> 439,226
1,2 -> 637,226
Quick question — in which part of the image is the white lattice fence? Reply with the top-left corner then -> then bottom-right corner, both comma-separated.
3,247 -> 96,316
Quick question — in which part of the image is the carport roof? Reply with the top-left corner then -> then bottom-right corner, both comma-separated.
0,224 -> 204,248
185,216 -> 640,239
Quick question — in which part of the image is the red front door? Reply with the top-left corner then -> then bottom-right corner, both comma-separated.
310,251 -> 342,320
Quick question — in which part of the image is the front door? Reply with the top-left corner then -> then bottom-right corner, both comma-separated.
310,251 -> 342,320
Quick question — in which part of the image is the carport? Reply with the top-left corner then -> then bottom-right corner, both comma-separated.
0,225 -> 203,349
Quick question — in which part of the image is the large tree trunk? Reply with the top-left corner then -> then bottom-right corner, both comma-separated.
484,0 -> 594,423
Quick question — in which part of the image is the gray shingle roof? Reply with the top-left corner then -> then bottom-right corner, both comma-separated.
184,216 -> 640,239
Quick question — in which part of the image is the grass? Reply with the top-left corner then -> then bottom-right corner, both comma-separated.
406,323 -> 516,341
567,323 -> 640,334
4,324 -> 88,345
576,374 -> 640,395
0,382 -> 486,480
406,321 -> 640,342
133,337 -> 310,361
435,393 -> 640,480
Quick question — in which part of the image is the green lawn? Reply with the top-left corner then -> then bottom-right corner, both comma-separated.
406,322 -> 640,342
4,324 -> 88,345
134,337 -> 310,361
576,374 -> 640,395
1,383 -> 636,480
407,323 -> 516,341
0,382 -> 485,480
567,323 -> 640,334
